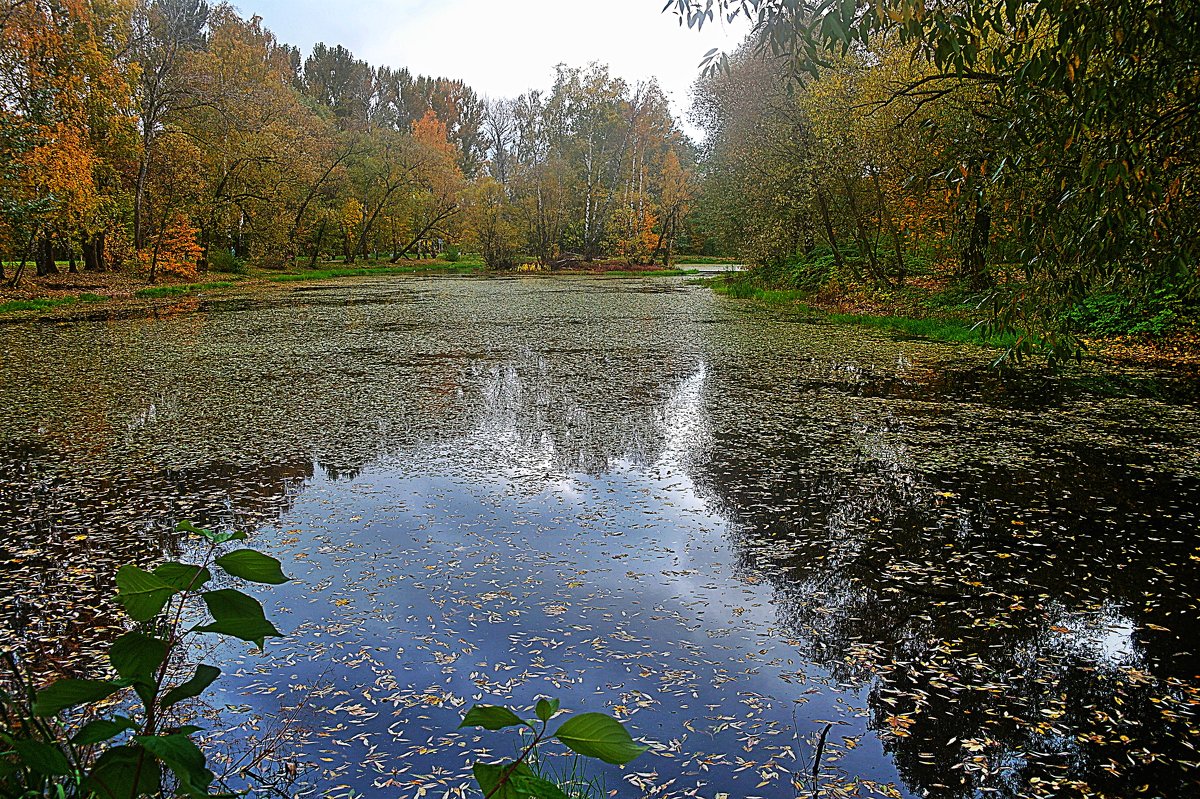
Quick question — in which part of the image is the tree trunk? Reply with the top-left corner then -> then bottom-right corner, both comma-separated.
960,199 -> 991,291
649,217 -> 666,265
95,232 -> 107,272
390,206 -> 459,263
875,173 -> 905,285
35,235 -> 57,276
134,153 -> 149,250
149,236 -> 163,284
82,235 -> 101,272
309,218 -> 327,268
665,216 -> 675,267
814,188 -> 846,271
843,177 -> 886,286
7,233 -> 36,287
8,255 -> 26,288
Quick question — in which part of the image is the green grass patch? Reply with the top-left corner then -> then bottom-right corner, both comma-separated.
134,281 -> 237,298
0,293 -> 106,314
827,311 -> 1017,348
707,276 -> 809,303
707,275 -> 1014,348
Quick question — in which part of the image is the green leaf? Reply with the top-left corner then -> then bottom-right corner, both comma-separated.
471,762 -> 571,799
115,565 -> 179,622
109,632 -> 167,683
535,698 -> 559,722
84,745 -> 161,799
72,717 -> 137,746
195,589 -> 281,648
161,665 -> 221,709
10,739 -> 70,775
175,521 -> 209,537
555,712 -> 647,765
32,679 -> 121,717
136,734 -> 213,798
510,773 -> 571,799
153,562 -> 211,591
176,521 -> 246,544
472,762 -> 532,799
459,704 -> 527,731
163,725 -> 203,736
214,549 -> 289,585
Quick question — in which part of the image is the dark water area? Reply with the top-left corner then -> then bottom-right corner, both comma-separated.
1,276 -> 1198,798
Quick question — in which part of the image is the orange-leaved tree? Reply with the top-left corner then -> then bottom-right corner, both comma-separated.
141,212 -> 203,281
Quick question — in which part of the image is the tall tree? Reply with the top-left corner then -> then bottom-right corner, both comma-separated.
302,42 -> 372,131
130,0 -> 208,250
0,0 -> 135,283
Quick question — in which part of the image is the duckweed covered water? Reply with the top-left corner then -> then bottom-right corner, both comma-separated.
1,276 -> 1198,798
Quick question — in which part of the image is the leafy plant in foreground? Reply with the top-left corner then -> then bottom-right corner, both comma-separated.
460,699 -> 646,798
0,521 -> 289,799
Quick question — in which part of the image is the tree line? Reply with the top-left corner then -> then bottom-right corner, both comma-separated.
0,0 -> 698,285
678,0 -> 1199,356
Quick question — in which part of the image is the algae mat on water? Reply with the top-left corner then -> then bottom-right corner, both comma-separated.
1,276 -> 1198,798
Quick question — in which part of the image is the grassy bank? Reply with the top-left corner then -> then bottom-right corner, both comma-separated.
707,243 -> 1200,361
134,280 -> 240,298
0,293 -> 106,314
706,274 -> 1018,349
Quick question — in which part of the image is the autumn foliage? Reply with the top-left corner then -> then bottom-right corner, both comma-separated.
140,214 -> 203,280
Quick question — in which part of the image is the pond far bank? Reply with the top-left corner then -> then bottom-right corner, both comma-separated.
698,272 -> 1200,368
0,257 -> 713,321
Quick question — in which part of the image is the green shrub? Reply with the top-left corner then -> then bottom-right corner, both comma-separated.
459,699 -> 644,798
440,245 -> 461,263
1067,287 -> 1190,337
757,248 -> 838,291
206,248 -> 247,275
0,521 -> 288,799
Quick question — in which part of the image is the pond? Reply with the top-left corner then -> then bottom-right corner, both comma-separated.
1,276 -> 1198,799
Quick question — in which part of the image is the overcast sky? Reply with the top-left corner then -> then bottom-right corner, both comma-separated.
236,0 -> 747,135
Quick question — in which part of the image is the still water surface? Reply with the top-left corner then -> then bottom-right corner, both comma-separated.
2,277 -> 1198,798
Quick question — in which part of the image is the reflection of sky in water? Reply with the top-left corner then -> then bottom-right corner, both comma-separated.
210,357 -> 894,797
1051,603 -> 1141,667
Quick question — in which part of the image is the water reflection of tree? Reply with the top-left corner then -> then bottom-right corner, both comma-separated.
0,439 -> 315,678
690,411 -> 1200,798
0,341 -> 711,675
453,351 -> 708,483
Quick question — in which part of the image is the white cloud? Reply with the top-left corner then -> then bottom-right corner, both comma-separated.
237,0 -> 747,134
